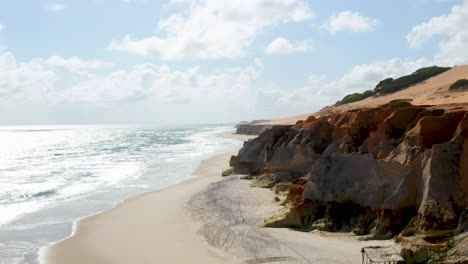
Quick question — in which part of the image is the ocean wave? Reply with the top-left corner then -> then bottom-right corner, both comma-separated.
31,190 -> 57,199
0,124 -> 238,228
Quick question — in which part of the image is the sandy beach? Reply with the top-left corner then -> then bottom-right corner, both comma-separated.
40,133 -> 396,264
41,152 -> 234,264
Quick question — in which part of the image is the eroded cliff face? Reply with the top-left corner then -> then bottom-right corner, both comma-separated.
235,124 -> 272,135
230,101 -> 468,240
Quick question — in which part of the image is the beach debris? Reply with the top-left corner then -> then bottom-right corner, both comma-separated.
273,182 -> 292,194
361,246 -> 404,264
250,174 -> 275,188
221,167 -> 235,177
240,174 -> 254,180
245,256 -> 296,264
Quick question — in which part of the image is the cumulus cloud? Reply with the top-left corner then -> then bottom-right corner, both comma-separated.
265,37 -> 312,55
256,58 -> 432,116
0,52 -> 58,104
407,0 -> 468,65
54,64 -> 261,107
108,0 -> 314,60
0,51 -> 262,118
323,10 -> 378,35
0,46 -> 445,124
0,48 -> 435,120
46,2 -> 65,11
316,58 -> 431,98
288,1 -> 315,22
45,56 -> 115,72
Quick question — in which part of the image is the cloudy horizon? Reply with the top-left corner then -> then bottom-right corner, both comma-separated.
1,0 -> 468,125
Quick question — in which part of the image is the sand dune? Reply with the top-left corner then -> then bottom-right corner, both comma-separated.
259,65 -> 468,125
325,65 -> 468,113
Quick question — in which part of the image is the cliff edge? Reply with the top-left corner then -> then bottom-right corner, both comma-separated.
230,101 -> 468,262
229,65 -> 468,263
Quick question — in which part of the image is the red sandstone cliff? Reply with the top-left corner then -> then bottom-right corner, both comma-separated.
230,101 -> 468,262
229,65 -> 468,262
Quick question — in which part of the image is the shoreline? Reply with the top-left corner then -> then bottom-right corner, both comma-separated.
0,125 -> 244,264
40,152 -> 236,264
40,132 -> 397,264
39,130 -> 248,264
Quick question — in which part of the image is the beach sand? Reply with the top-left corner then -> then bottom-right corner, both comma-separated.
41,135 -> 396,264
41,153 -> 233,264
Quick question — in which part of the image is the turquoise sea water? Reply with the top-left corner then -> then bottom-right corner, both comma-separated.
0,125 -> 241,264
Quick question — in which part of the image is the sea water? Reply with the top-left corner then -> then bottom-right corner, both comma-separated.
0,125 -> 242,264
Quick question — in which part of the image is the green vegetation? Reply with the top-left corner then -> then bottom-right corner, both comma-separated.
340,90 -> 374,104
387,99 -> 413,108
423,228 -> 456,243
449,79 -> 468,90
337,66 -> 451,105
423,229 -> 456,238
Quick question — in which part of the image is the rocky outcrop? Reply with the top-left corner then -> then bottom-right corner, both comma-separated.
443,232 -> 468,263
438,208 -> 468,263
230,102 -> 468,242
235,120 -> 273,135
455,208 -> 468,236
235,124 -> 272,135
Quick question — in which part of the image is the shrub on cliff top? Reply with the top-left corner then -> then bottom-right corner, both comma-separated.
340,90 -> 373,104
337,66 -> 451,105
387,99 -> 413,108
374,66 -> 451,94
449,79 -> 468,90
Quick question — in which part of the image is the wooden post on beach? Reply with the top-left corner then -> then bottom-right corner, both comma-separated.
361,248 -> 365,264
264,164 -> 271,181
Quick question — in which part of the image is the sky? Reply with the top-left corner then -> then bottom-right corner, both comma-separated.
1,0 -> 468,125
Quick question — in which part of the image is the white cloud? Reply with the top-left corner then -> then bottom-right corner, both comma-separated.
0,53 -> 119,104
0,52 -> 58,104
288,1 -> 315,22
316,58 -> 431,98
265,37 -> 311,55
0,49 -> 431,114
46,2 -> 65,12
0,24 -> 4,33
108,0 -> 314,60
323,10 -> 378,35
54,64 -> 260,106
0,51 -> 261,120
45,56 -> 115,72
407,0 -> 468,65
0,50 -> 441,122
256,58 -> 432,116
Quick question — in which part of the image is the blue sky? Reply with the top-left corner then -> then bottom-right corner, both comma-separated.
0,0 -> 467,124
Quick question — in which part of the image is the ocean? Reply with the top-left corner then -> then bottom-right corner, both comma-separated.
0,125 -> 242,264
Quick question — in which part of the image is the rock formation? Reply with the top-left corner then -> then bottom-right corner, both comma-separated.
235,123 -> 272,135
235,120 -> 272,135
230,101 -> 468,243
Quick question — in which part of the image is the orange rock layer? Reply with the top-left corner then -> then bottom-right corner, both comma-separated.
230,101 -> 468,238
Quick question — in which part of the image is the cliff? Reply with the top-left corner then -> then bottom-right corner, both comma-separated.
230,101 -> 468,262
235,123 -> 272,135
